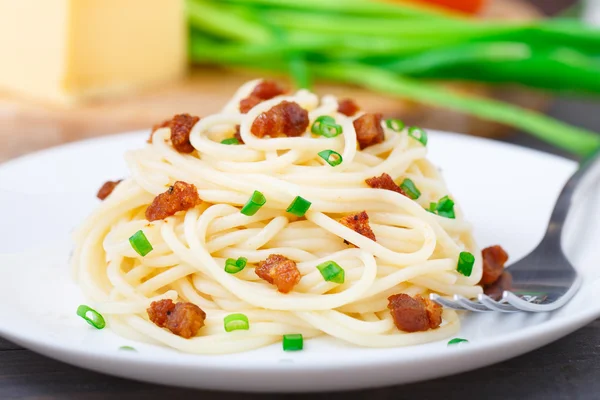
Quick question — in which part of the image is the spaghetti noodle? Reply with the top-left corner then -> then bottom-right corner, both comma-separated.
72,80 -> 483,354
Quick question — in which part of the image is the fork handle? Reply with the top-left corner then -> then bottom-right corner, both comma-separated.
545,147 -> 600,240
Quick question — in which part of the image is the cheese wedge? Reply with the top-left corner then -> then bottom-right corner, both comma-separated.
0,0 -> 186,104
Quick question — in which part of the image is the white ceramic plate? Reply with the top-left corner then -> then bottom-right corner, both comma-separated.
1,131 -> 599,393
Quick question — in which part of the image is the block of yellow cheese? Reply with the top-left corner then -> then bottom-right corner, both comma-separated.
0,0 -> 186,104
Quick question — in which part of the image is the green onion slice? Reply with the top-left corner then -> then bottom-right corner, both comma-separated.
241,190 -> 266,216
436,195 -> 456,219
283,333 -> 304,351
221,138 -> 240,145
316,261 -> 345,284
129,230 -> 153,257
400,178 -> 421,200
457,251 -> 475,277
408,126 -> 428,146
119,346 -> 136,351
448,338 -> 469,346
76,305 -> 106,330
385,118 -> 405,132
311,115 -> 343,138
225,257 -> 247,274
286,196 -> 312,217
426,202 -> 437,213
224,313 -> 250,332
317,149 -> 343,167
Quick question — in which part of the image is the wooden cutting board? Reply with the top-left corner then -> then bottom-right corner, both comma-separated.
0,0 -> 545,162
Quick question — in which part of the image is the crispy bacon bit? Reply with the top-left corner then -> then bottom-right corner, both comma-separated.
339,211 -> 376,243
480,245 -> 509,286
96,180 -> 122,200
145,181 -> 201,221
365,173 -> 407,196
387,293 -> 442,332
149,114 -> 200,153
239,80 -> 286,114
147,299 -> 206,339
484,271 -> 513,297
250,101 -> 309,138
233,125 -> 244,144
337,98 -> 360,117
353,113 -> 385,150
255,254 -> 301,294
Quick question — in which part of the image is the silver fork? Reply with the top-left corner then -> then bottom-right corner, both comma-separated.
431,148 -> 600,312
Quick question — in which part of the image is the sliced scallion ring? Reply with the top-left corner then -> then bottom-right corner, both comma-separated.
408,126 -> 428,146
286,196 -> 311,217
317,149 -> 343,167
385,118 -> 405,132
76,305 -> 106,330
311,115 -> 343,138
224,313 -> 250,332
241,190 -> 266,216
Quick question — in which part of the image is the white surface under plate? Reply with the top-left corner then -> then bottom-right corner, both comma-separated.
0,131 -> 599,393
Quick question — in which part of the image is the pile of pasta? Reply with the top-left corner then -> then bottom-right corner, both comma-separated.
72,80 -> 483,354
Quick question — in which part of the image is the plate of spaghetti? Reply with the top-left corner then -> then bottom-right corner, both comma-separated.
0,80 -> 599,392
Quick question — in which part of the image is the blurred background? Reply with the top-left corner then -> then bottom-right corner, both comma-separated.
0,0 -> 598,162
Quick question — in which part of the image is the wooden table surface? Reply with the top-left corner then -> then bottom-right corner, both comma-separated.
3,0 -> 595,399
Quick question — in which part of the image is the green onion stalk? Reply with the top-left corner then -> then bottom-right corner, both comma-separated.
187,0 -> 600,157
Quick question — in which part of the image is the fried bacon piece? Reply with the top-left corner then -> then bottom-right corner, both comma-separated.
339,211 -> 376,243
365,173 -> 407,196
387,293 -> 442,332
149,114 -> 200,153
483,271 -> 513,297
233,125 -> 244,144
239,80 -> 286,114
250,101 -> 309,138
255,254 -> 301,294
353,113 -> 385,150
147,299 -> 206,339
480,245 -> 509,286
337,98 -> 360,117
145,181 -> 201,221
96,180 -> 122,200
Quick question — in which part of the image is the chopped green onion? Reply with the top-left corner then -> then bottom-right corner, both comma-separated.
400,178 -> 421,200
286,196 -> 311,217
241,190 -> 266,216
225,257 -> 247,274
316,261 -> 345,284
408,126 -> 428,146
129,230 -> 153,257
318,149 -> 343,167
119,346 -> 136,351
221,138 -> 240,145
385,118 -> 405,132
436,195 -> 455,219
457,251 -> 475,277
224,313 -> 250,332
283,333 -> 304,351
76,305 -> 106,330
311,115 -> 343,138
448,338 -> 469,346
427,202 -> 437,213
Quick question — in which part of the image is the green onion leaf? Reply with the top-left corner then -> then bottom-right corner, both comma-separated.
436,195 -> 455,219
448,338 -> 469,346
283,333 -> 304,351
311,115 -> 343,138
241,190 -> 266,216
316,261 -> 345,284
119,346 -> 136,351
457,251 -> 475,277
385,119 -> 405,132
400,178 -> 421,200
221,138 -> 240,145
408,126 -> 428,146
225,257 -> 247,274
427,202 -> 437,213
224,313 -> 250,332
129,230 -> 153,257
286,196 -> 311,217
76,305 -> 106,330
317,149 -> 343,167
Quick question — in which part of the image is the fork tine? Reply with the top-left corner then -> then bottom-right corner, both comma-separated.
453,295 -> 492,312
478,294 -> 519,312
429,293 -> 468,311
